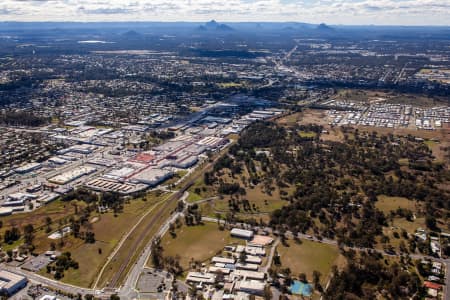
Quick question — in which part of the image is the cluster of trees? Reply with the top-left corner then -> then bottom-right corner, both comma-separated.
1,224 -> 35,256
150,237 -> 183,276
62,188 -> 98,203
228,198 -> 257,213
218,182 -> 246,195
62,189 -> 125,215
201,120 -> 450,297
47,252 -> 79,280
2,227 -> 20,244
207,121 -> 449,252
325,251 -> 424,299
0,111 -> 50,127
184,204 -> 202,226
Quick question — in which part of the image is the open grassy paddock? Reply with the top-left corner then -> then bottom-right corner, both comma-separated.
35,192 -> 170,288
276,239 -> 343,287
186,177 -> 216,203
375,195 -> 418,214
197,183 -> 288,223
94,191 -> 175,288
158,222 -> 244,271
0,200 -> 87,252
0,199 -> 83,237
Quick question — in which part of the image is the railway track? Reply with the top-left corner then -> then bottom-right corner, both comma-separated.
106,183 -> 192,288
105,161 -> 211,288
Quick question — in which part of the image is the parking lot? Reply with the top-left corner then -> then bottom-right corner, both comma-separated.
21,254 -> 54,272
136,269 -> 170,294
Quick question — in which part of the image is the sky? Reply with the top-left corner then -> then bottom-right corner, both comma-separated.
0,0 -> 449,26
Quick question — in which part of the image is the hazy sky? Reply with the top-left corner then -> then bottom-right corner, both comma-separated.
0,0 -> 449,25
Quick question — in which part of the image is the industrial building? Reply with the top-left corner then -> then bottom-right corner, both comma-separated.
186,272 -> 216,285
230,228 -> 254,239
14,162 -> 42,174
236,280 -> 265,295
0,207 -> 13,216
4,192 -> 37,207
0,270 -> 28,296
85,178 -> 144,194
48,166 -> 97,185
131,168 -> 173,186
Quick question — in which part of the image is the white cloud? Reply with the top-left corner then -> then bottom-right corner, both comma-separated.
0,0 -> 449,25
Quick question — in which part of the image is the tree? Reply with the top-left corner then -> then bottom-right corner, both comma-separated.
298,273 -> 307,283
426,216 -> 437,231
151,237 -> 164,268
23,224 -> 34,246
85,231 -> 95,243
216,213 -> 222,227
312,270 -> 323,292
4,227 -> 20,244
239,250 -> 247,263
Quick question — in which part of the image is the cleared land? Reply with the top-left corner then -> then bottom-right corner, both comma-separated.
375,195 -> 418,214
1,200 -> 87,252
186,177 -> 216,203
95,192 -> 175,288
38,193 -> 169,288
276,240 -> 343,286
335,89 -> 448,107
159,222 -> 244,271
198,182 -> 288,223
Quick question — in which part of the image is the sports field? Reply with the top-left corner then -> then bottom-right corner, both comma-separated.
276,239 -> 342,286
159,222 -> 244,271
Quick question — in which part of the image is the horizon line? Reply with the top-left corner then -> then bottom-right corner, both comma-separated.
0,21 -> 449,28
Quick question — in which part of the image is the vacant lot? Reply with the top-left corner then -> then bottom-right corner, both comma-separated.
0,200 -> 82,236
198,183 -> 288,223
276,239 -> 342,286
298,131 -> 317,138
277,112 -> 303,126
159,222 -> 243,271
335,89 -> 448,107
38,193 -> 169,288
375,195 -> 418,214
94,192 -> 174,288
0,200 -> 87,252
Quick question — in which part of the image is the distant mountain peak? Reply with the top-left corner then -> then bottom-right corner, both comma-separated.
317,23 -> 333,30
216,24 -> 234,31
122,30 -> 140,36
197,20 -> 234,32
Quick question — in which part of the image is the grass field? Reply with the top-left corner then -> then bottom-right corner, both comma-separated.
276,240 -> 342,286
198,184 -> 288,223
0,200 -> 87,252
375,195 -> 417,214
159,222 -> 243,271
94,192 -> 174,288
36,193 -> 169,288
0,200 -> 82,235
298,131 -> 317,138
277,112 -> 303,126
186,177 -> 216,203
